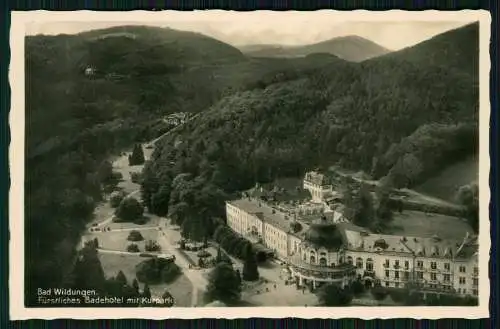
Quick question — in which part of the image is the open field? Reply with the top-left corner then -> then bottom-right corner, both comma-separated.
97,253 -> 193,307
415,156 -> 479,202
90,229 -> 159,252
387,210 -> 472,239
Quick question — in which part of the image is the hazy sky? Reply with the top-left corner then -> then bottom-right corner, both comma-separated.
24,11 -> 475,50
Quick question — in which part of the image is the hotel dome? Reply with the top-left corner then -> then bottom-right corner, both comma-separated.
303,216 -> 344,250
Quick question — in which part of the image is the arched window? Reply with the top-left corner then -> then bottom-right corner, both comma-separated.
347,256 -> 353,265
310,255 -> 316,264
366,258 -> 374,272
319,257 -> 327,266
356,257 -> 363,269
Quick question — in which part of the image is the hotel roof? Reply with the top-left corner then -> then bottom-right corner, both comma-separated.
228,198 -> 312,237
304,171 -> 331,186
340,226 -> 476,259
228,198 -> 296,234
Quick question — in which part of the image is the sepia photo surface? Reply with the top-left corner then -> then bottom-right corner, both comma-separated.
10,10 -> 491,319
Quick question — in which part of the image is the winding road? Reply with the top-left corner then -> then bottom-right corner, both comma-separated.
82,113 -> 207,306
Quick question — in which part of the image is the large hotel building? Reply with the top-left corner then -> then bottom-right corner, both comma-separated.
225,171 -> 479,296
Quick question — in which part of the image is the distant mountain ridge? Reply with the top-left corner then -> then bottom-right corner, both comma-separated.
239,35 -> 391,62
364,22 -> 478,78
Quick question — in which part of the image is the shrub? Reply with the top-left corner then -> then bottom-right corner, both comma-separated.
110,191 -> 127,208
388,288 -> 408,303
127,230 -> 144,241
145,240 -> 161,252
127,244 -> 140,252
371,285 -> 388,301
317,284 -> 353,306
130,172 -> 142,184
136,258 -> 181,284
115,197 -> 144,222
404,291 -> 424,306
350,279 -> 365,296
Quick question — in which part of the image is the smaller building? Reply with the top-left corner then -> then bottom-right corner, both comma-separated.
84,66 -> 95,76
303,170 -> 333,202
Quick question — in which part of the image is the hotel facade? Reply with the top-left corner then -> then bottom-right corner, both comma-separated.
225,171 -> 479,296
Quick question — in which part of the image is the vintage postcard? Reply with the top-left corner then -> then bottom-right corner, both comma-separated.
9,10 -> 491,319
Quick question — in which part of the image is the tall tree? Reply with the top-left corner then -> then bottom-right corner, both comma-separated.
242,244 -> 259,281
71,245 -> 107,294
115,197 -> 144,222
116,270 -> 128,287
151,184 -> 171,216
205,262 -> 241,305
140,162 -> 160,211
456,183 -> 479,232
129,144 -> 145,166
352,183 -> 375,227
132,278 -> 140,294
143,283 -> 152,298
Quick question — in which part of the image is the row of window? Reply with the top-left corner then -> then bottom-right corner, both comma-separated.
349,256 -> 478,274
381,282 -> 479,295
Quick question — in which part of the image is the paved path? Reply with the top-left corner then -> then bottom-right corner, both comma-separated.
157,229 -> 208,307
93,226 -> 159,233
81,113 -> 204,305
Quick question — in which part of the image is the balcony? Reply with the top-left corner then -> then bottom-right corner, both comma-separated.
393,264 -> 401,270
383,263 -> 390,268
289,255 -> 357,281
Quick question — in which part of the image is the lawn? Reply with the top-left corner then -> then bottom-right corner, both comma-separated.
387,210 -> 473,240
415,156 -> 479,202
91,228 -> 159,252
97,253 -> 193,307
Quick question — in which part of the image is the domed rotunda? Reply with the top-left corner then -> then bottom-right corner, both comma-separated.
289,216 -> 357,291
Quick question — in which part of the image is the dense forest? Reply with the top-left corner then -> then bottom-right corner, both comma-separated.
25,22 -> 479,304
142,22 -> 478,240
24,25 -> 345,304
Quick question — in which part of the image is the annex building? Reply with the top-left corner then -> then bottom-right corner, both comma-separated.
225,171 -> 479,297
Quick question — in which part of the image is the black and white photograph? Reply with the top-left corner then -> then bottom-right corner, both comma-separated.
10,10 -> 490,319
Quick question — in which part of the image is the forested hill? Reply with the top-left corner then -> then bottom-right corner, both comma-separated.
26,26 -> 244,156
25,25 -> 348,304
240,36 -> 390,62
363,22 -> 479,77
148,22 -> 479,201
